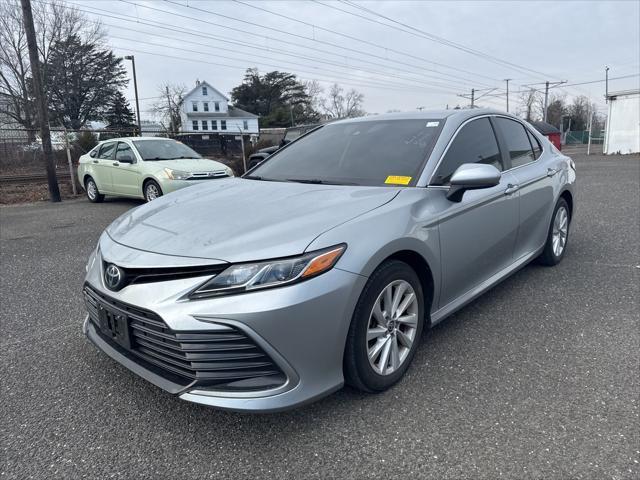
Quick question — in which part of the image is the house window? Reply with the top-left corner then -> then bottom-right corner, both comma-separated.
214,102 -> 220,112
243,120 -> 248,130
192,120 -> 199,131
203,102 -> 209,112
202,120 -> 208,130
192,102 -> 198,112
221,120 -> 227,130
211,120 -> 217,130
202,86 -> 208,95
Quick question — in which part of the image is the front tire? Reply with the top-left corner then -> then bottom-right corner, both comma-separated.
344,260 -> 425,393
85,177 -> 104,203
538,198 -> 570,266
143,180 -> 163,202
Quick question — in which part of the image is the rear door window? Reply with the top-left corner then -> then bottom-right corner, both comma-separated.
432,117 -> 502,185
495,118 -> 536,168
527,129 -> 543,159
98,142 -> 116,160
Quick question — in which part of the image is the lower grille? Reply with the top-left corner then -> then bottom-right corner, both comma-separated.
84,285 -> 285,390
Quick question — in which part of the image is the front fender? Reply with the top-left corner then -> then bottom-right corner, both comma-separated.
305,188 -> 442,313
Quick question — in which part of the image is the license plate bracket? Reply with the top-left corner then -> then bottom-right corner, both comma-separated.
97,304 -> 131,349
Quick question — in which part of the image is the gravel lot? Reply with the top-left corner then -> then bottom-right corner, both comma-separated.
1,152 -> 638,479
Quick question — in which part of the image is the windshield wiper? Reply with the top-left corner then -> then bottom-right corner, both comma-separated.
243,175 -> 281,182
286,178 -> 356,185
145,157 -> 172,161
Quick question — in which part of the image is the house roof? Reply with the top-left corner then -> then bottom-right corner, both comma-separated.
183,80 -> 229,101
228,106 -> 258,118
606,89 -> 640,99
531,121 -> 560,135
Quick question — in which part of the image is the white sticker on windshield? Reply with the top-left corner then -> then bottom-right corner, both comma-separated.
426,121 -> 439,127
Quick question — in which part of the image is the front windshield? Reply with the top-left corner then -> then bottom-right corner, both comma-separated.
250,119 -> 443,186
132,139 -> 202,161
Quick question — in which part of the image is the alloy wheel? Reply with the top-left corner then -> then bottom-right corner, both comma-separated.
552,206 -> 568,257
87,180 -> 97,200
367,280 -> 419,376
146,183 -> 160,201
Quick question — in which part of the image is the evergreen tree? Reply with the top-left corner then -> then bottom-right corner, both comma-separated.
104,90 -> 136,131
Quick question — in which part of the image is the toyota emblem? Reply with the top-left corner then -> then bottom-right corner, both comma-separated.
104,264 -> 124,290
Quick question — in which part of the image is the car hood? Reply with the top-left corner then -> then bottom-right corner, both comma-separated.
150,158 -> 228,172
106,178 -> 400,263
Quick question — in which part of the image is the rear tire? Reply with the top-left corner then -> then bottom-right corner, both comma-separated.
344,260 -> 425,393
538,198 -> 570,266
143,180 -> 163,202
85,177 -> 104,203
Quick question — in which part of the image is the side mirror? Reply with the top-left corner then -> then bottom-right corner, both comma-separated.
89,150 -> 97,158
446,163 -> 501,202
118,155 -> 134,164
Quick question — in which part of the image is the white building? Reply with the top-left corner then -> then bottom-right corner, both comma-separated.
179,80 -> 259,138
604,89 -> 640,154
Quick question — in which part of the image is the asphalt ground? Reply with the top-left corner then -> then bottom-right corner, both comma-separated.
1,152 -> 638,479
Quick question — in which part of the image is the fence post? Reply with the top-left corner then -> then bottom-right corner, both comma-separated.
587,112 -> 594,156
64,127 -> 77,195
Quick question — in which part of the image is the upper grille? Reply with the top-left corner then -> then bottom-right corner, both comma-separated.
84,286 -> 285,390
101,262 -> 228,290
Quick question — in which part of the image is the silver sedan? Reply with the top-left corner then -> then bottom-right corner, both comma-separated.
82,109 -> 576,412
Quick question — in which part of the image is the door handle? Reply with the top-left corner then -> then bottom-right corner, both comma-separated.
504,183 -> 519,195
112,161 -> 120,166
92,160 -> 98,164
547,167 -> 559,177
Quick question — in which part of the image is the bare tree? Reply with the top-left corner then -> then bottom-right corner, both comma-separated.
303,79 -> 323,112
518,88 -> 542,122
0,0 -> 102,134
152,82 -> 186,134
320,83 -> 365,119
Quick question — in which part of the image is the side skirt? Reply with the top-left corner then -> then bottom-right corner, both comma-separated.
430,247 -> 543,326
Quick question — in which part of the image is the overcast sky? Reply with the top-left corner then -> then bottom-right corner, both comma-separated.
71,0 -> 640,120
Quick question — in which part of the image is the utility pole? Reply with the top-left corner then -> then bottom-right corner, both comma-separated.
605,66 -> 610,103
20,0 -> 60,202
124,55 -> 141,135
542,80 -> 567,122
504,79 -> 511,112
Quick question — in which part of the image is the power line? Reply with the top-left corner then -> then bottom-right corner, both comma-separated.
42,0 -> 486,94
153,0 -> 498,88
65,0 -> 496,90
106,33 -> 462,94
329,0 -> 560,82
231,0 -> 500,84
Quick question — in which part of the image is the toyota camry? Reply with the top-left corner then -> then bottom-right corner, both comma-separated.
82,109 -> 576,412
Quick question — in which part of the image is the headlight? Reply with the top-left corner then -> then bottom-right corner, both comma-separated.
189,244 -> 346,299
164,168 -> 191,180
224,166 -> 234,177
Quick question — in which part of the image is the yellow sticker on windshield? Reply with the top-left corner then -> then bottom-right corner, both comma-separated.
385,175 -> 412,185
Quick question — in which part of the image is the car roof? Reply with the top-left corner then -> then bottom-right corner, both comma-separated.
330,108 -> 513,125
98,136 -> 178,143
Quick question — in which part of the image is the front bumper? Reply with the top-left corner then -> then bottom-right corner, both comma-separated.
159,176 -> 230,195
83,243 -> 366,412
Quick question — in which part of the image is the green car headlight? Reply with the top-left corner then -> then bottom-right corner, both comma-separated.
190,244 -> 346,299
164,168 -> 192,180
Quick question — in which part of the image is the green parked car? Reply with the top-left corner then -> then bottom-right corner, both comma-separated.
77,137 -> 234,203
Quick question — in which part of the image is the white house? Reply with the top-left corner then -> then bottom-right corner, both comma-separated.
179,80 -> 259,138
604,89 -> 640,154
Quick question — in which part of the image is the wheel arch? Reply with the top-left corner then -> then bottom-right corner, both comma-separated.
378,249 -> 435,325
141,175 -> 160,195
559,189 -> 574,219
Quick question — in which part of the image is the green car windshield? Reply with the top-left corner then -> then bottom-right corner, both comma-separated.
133,139 -> 201,161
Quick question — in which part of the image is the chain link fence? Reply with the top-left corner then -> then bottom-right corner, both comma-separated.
0,128 -> 252,175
